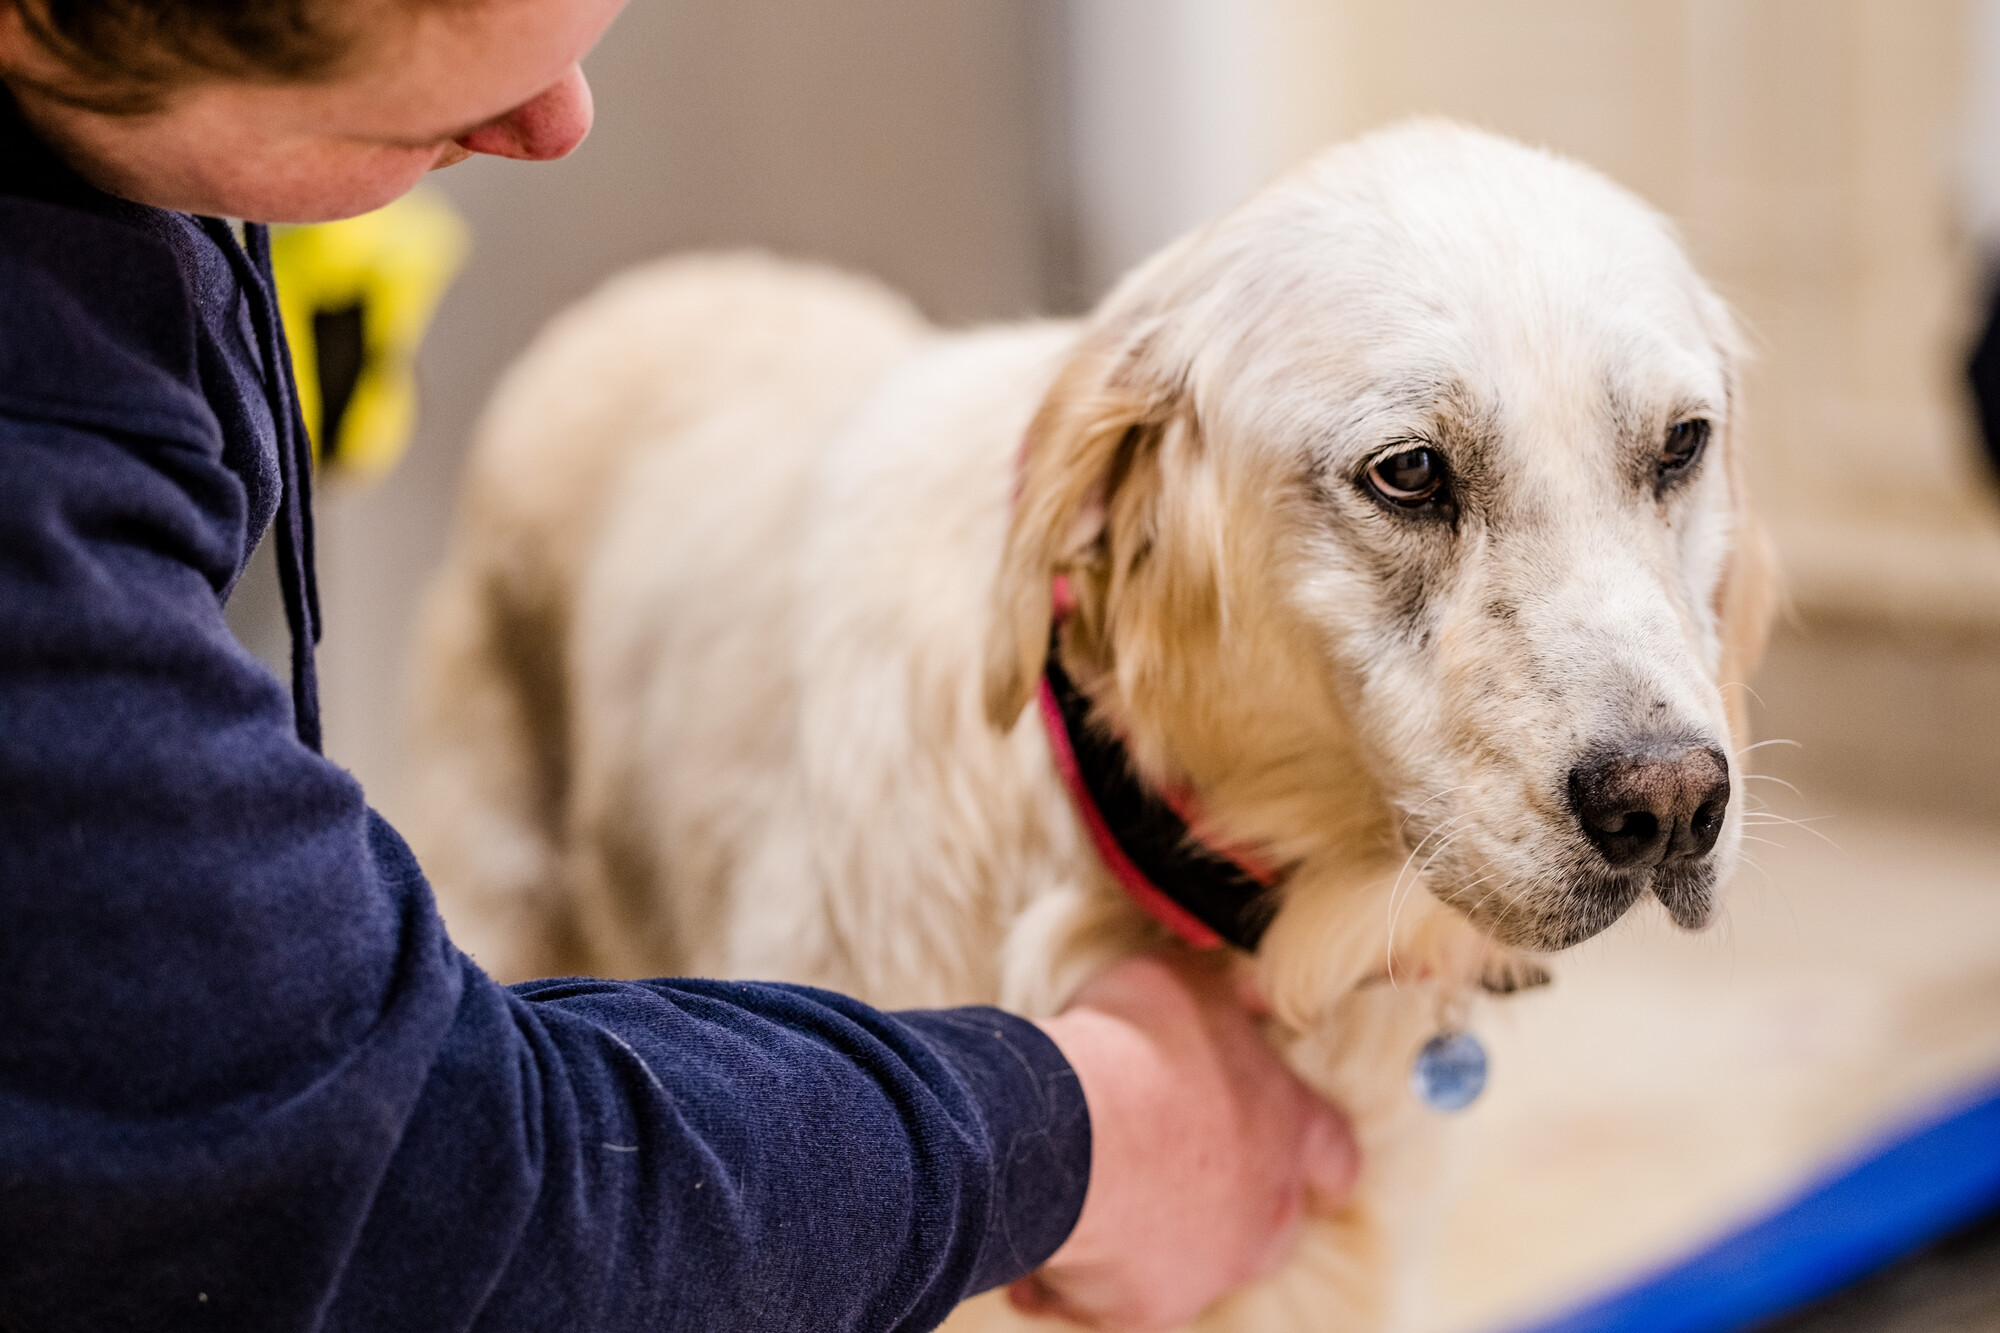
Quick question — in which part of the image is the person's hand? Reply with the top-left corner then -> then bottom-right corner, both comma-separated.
1016,951 -> 1359,1330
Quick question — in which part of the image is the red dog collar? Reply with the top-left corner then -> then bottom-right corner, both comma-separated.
1037,608 -> 1283,951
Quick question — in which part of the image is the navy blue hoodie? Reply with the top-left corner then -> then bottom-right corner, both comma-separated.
0,89 -> 1088,1332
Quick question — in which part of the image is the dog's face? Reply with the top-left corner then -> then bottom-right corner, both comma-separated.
990,123 -> 1773,955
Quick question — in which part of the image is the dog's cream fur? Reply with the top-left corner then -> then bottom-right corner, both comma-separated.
410,122 -> 1776,1331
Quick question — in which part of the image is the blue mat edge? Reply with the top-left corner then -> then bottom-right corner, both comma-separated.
1502,1072 -> 2000,1333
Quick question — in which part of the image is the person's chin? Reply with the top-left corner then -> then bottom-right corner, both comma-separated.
263,151 -> 447,223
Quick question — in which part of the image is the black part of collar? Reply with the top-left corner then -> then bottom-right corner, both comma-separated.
1044,633 -> 1278,952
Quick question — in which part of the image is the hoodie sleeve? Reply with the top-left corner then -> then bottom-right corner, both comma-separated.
0,402 -> 1089,1330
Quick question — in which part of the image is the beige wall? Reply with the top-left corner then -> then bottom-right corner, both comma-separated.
308,0 -> 1059,812
1253,0 -> 2000,626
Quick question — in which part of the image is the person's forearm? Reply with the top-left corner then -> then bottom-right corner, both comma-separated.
474,978 -> 1091,1327
0,414 -> 1091,1332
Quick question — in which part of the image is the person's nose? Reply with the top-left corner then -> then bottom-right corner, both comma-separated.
455,66 -> 595,162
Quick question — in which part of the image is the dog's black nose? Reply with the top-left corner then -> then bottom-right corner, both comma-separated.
1568,741 -> 1730,869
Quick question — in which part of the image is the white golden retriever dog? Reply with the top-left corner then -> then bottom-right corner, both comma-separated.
411,122 -> 1775,1331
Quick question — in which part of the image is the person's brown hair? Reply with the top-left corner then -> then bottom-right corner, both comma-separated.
9,0 -> 413,114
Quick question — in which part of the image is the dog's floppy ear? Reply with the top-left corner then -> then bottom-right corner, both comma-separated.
1707,312 -> 1779,748
982,334 -> 1180,730
1716,461 -> 1778,748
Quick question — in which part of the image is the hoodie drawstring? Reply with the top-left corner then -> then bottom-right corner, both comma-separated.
201,217 -> 323,754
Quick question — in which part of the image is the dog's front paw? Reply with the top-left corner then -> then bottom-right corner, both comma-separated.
1477,956 -> 1553,996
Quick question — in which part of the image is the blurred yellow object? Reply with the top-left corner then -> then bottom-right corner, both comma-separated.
271,190 -> 470,482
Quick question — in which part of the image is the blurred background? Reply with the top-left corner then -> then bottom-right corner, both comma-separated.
233,2 -> 2000,1328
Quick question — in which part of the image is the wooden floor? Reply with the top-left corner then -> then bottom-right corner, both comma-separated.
1414,801 -> 2000,1333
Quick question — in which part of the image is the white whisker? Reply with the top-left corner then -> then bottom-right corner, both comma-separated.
1397,785 -> 1477,836
1737,811 -> 1841,849
1739,772 -> 1804,800
1382,812 -> 1475,983
1719,680 -> 1769,710
1458,863 -> 1511,920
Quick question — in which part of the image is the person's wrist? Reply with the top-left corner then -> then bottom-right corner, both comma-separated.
1020,1006 -> 1162,1323
1031,1008 -> 1145,1267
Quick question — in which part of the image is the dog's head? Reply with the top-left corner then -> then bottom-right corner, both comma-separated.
986,121 -> 1775,956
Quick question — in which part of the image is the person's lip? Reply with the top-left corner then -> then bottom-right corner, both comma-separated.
429,142 -> 475,172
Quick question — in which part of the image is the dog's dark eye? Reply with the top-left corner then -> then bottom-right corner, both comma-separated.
1365,446 -> 1447,507
1660,419 -> 1710,478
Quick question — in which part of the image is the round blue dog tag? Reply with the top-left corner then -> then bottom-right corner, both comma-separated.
1411,1030 -> 1488,1112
